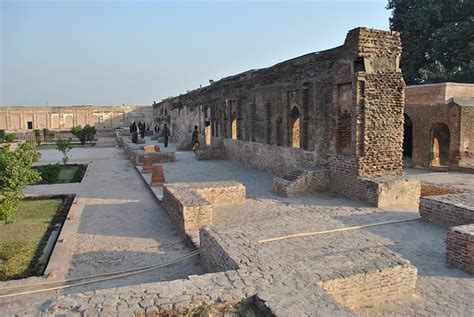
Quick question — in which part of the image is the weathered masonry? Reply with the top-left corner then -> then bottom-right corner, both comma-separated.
0,105 -> 152,131
154,27 -> 420,208
404,83 -> 474,169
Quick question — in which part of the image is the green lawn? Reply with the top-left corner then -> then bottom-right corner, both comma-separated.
57,165 -> 80,183
0,199 -> 63,281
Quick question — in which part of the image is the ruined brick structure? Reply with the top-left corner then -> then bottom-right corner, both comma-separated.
404,83 -> 474,169
154,27 -> 420,207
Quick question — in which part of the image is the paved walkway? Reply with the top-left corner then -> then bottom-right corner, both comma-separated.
405,168 -> 474,192
1,139 -> 203,315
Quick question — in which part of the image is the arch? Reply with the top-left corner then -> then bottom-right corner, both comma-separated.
290,106 -> 300,148
204,121 -> 211,145
403,114 -> 413,158
231,112 -> 237,140
431,123 -> 450,167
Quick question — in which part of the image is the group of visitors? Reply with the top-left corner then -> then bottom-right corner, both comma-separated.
129,121 -> 170,147
129,121 -> 146,139
129,121 -> 200,150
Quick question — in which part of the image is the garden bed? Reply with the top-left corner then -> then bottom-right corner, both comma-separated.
0,195 -> 75,281
33,164 -> 87,184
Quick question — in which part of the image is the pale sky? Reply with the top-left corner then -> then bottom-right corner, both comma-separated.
1,0 -> 391,106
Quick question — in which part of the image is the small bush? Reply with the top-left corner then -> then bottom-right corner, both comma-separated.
35,164 -> 60,184
34,129 -> 41,145
0,143 -> 41,222
71,125 -> 97,145
48,132 -> 55,140
42,129 -> 49,141
0,130 -> 5,141
4,134 -> 16,142
56,138 -> 72,165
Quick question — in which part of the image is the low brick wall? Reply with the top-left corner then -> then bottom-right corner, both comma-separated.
273,168 -> 329,197
162,182 -> 246,242
420,193 -> 474,226
446,224 -> 474,273
195,147 -> 225,160
223,139 -> 319,177
146,151 -> 176,163
317,248 -> 417,308
199,226 -> 239,272
162,186 -> 212,235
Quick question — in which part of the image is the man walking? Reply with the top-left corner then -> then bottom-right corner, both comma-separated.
162,123 -> 170,147
191,125 -> 200,152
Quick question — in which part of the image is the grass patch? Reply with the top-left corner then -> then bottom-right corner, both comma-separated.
57,165 -> 80,183
34,164 -> 87,184
0,199 -> 63,281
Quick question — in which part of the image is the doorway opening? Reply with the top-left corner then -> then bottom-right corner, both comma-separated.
431,123 -> 450,167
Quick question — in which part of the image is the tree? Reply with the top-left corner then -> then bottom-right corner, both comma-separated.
387,0 -> 474,85
71,125 -> 97,145
56,138 -> 73,165
0,143 -> 41,223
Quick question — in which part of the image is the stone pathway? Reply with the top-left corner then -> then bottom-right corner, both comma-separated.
1,139 -> 204,315
153,144 -> 474,317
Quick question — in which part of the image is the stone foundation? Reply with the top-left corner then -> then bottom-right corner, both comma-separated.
162,182 -> 246,242
446,224 -> 474,273
195,147 -> 226,160
146,151 -> 176,163
273,167 -> 329,197
420,193 -> 474,226
368,176 -> 421,210
317,248 -> 417,308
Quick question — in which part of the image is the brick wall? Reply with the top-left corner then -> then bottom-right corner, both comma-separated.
199,227 -> 239,273
162,182 -> 246,242
319,264 -> 417,307
224,138 -> 319,177
446,224 -> 474,273
152,28 -> 419,208
0,105 -> 151,131
404,83 -> 474,168
419,193 -> 474,227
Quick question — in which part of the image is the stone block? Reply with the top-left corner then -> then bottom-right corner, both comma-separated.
446,224 -> 474,273
317,248 -> 417,308
420,193 -> 474,226
142,156 -> 153,173
161,181 -> 246,239
374,176 -> 421,210
143,145 -> 160,152
150,164 -> 165,186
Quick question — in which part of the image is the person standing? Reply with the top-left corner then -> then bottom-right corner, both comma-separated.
191,125 -> 200,152
162,123 -> 170,147
139,122 -> 145,139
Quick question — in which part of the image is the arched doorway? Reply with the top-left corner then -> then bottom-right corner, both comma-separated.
231,113 -> 237,140
403,114 -> 413,158
431,123 -> 450,167
290,106 -> 300,148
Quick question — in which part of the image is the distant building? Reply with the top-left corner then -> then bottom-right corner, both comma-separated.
404,83 -> 474,169
0,105 -> 152,132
